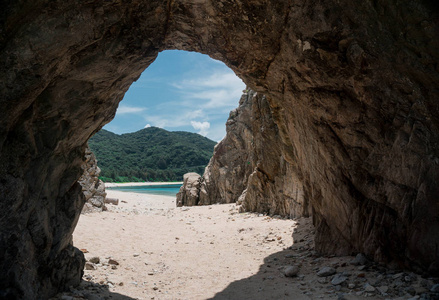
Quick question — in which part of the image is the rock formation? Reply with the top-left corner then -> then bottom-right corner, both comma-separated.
78,146 -> 107,213
176,173 -> 202,207
181,89 -> 310,218
1,0 -> 438,298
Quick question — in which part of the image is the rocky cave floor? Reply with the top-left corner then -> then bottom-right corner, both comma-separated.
51,192 -> 439,300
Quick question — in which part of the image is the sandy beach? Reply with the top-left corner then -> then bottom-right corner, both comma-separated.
104,182 -> 183,188
52,189 -> 436,300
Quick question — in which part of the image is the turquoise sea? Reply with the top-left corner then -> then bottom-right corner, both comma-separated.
107,184 -> 182,197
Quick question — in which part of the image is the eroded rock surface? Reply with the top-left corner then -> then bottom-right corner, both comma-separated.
78,146 -> 107,213
181,89 -> 310,218
176,173 -> 201,207
1,0 -> 438,297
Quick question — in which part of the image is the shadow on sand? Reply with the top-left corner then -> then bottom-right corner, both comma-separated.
208,219 -> 316,300
52,281 -> 137,300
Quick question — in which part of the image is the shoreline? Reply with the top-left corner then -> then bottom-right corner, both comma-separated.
104,181 -> 183,188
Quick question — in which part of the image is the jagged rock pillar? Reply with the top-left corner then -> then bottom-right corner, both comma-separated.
197,89 -> 311,218
78,146 -> 107,213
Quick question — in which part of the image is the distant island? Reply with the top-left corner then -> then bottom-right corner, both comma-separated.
88,127 -> 216,182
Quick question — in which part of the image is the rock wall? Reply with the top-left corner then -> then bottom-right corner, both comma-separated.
1,0 -> 438,297
78,146 -> 107,213
186,89 -> 310,218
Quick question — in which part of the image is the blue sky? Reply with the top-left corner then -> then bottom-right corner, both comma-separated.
103,50 -> 245,142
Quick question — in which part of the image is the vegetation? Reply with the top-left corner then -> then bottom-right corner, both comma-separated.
88,127 -> 216,182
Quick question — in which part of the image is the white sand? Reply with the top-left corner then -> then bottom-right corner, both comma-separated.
65,190 -> 413,300
73,190 -> 314,299
105,182 -> 183,188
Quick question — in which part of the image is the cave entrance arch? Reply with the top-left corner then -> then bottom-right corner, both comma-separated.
1,1 -> 439,298
90,49 -> 245,183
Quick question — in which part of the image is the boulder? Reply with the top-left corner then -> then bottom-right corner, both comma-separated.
176,173 -> 202,207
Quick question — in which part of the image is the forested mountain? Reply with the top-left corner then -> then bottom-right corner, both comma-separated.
88,127 -> 217,182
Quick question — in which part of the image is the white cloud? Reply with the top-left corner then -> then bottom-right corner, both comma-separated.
191,121 -> 210,137
144,124 -> 151,128
117,105 -> 146,114
172,71 -> 245,111
143,109 -> 209,130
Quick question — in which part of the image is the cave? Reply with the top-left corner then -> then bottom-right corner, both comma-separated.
1,0 -> 438,298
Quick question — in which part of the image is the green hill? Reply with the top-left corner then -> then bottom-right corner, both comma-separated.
88,127 -> 217,182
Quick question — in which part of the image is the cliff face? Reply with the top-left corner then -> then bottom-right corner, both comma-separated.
78,147 -> 107,213
194,89 -> 310,218
1,0 -> 438,297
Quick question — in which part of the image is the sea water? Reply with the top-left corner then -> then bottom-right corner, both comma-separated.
107,184 -> 181,197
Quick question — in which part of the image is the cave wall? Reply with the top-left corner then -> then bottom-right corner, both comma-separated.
1,0 -> 438,298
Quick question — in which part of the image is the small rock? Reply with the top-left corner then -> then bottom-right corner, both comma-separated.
284,265 -> 299,277
84,274 -> 93,281
148,272 -> 154,275
364,283 -> 375,292
350,253 -> 368,266
317,267 -> 336,277
89,257 -> 100,264
348,283 -> 356,289
377,285 -> 388,295
108,259 -> 119,265
133,253 -> 140,257
318,278 -> 327,284
153,286 -> 158,290
405,286 -> 416,296
431,284 -> 439,293
331,274 -> 348,285
85,262 -> 96,270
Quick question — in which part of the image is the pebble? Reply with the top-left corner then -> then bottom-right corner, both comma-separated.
85,262 -> 96,270
318,278 -> 327,284
331,274 -> 348,285
108,259 -> 119,265
350,253 -> 368,266
88,257 -> 100,264
317,267 -> 336,277
284,265 -> 299,277
364,283 -> 375,292
377,285 -> 388,294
